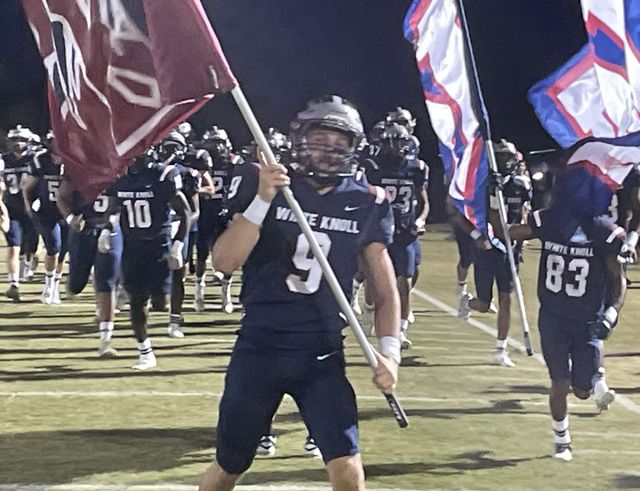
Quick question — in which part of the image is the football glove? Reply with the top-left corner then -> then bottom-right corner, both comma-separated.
97,228 -> 112,254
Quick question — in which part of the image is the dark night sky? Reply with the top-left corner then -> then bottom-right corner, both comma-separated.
0,0 -> 585,218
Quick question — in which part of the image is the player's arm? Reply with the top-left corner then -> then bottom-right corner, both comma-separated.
591,253 -> 628,340
57,180 -> 86,231
212,164 -> 289,275
361,241 -> 400,394
170,190 -> 192,243
21,174 -> 38,216
416,185 -> 429,232
198,170 -> 216,197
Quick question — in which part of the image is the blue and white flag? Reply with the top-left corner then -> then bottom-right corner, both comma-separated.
404,0 -> 488,233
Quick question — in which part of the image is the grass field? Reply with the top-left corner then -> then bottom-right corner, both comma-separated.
1,225 -> 639,491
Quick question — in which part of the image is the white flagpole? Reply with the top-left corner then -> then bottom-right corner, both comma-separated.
230,86 -> 409,427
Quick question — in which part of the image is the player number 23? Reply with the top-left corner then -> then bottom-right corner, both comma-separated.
545,254 -> 589,297
286,232 -> 332,294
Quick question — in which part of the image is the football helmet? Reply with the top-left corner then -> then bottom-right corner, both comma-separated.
290,95 -> 364,185
493,139 -> 522,176
202,126 -> 232,161
7,125 -> 33,154
379,122 -> 412,168
158,130 -> 187,162
386,107 -> 416,135
129,147 -> 157,175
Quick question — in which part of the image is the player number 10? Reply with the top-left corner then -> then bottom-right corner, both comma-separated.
123,199 -> 152,229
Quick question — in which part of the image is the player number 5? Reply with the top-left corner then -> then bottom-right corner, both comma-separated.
286,231 -> 332,294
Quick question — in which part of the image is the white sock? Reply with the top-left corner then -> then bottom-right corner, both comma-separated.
552,416 -> 571,445
45,271 -> 54,289
456,281 -> 467,295
400,319 -> 409,333
54,271 -> 62,282
138,338 -> 152,355
593,367 -> 609,398
99,321 -> 114,341
169,314 -> 181,326
9,273 -> 19,286
196,275 -> 205,287
364,302 -> 375,311
496,339 -> 508,351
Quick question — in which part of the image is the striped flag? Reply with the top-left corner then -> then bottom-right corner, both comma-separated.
21,0 -> 237,201
404,0 -> 489,233
529,0 -> 640,148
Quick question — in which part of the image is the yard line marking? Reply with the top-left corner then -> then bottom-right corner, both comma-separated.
0,391 -> 593,408
412,288 -> 640,416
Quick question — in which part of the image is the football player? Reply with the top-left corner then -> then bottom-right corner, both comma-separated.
2,126 -> 37,301
199,95 -> 400,491
505,208 -> 625,461
458,140 -> 531,367
22,132 -> 67,305
362,122 -> 429,349
58,181 -> 122,357
195,126 -> 239,313
109,148 -> 191,370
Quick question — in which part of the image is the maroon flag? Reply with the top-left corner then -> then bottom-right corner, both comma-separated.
21,0 -> 237,200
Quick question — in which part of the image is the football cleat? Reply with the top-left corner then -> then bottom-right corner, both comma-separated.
407,310 -> 415,324
493,350 -> 516,368
256,435 -> 277,457
5,285 -> 20,302
458,292 -> 472,320
168,324 -> 185,339
553,443 -> 573,462
303,436 -> 321,458
132,352 -> 157,371
51,286 -> 62,305
594,377 -> 616,412
41,285 -> 53,305
400,331 -> 413,350
98,340 -> 118,358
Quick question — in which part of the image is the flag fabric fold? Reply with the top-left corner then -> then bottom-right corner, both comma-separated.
21,0 -> 237,200
404,0 -> 489,233
529,0 -> 640,149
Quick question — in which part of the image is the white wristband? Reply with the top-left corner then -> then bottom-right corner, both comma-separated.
627,231 -> 639,249
65,214 -> 76,225
603,306 -> 618,326
379,336 -> 401,365
470,229 -> 482,240
242,195 -> 271,226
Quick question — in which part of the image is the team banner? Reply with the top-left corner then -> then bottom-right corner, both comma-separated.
529,0 -> 640,148
21,0 -> 238,200
404,0 -> 488,233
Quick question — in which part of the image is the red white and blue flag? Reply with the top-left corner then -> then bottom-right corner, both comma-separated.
404,0 -> 488,233
21,0 -> 238,200
529,0 -> 640,220
529,0 -> 640,148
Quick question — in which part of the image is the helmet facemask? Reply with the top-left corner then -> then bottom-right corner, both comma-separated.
290,95 -> 364,187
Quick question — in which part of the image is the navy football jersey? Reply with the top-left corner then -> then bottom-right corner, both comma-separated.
227,164 -> 394,351
2,152 -> 33,213
364,157 -> 427,240
70,190 -> 119,228
29,150 -> 64,221
109,163 -> 182,240
533,211 -> 625,321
